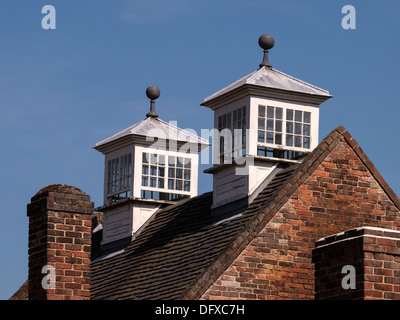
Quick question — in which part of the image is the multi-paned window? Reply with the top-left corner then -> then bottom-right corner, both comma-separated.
167,156 -> 191,192
258,106 -> 283,145
107,154 -> 132,201
141,153 -> 165,189
218,106 -> 247,162
285,109 -> 311,149
141,152 -> 191,200
257,105 -> 312,160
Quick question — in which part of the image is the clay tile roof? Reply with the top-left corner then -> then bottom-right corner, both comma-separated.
11,126 -> 399,300
90,125 -> 400,300
90,164 -> 299,299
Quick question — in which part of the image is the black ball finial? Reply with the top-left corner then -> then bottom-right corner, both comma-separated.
146,86 -> 160,100
258,34 -> 275,50
146,86 -> 160,118
258,34 -> 274,69
258,34 -> 275,51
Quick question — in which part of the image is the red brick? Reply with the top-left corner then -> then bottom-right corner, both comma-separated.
199,139 -> 400,301
374,283 -> 393,292
27,186 -> 92,300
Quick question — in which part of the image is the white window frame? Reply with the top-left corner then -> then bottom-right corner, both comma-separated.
250,97 -> 319,159
103,146 -> 134,205
141,152 -> 166,190
133,146 -> 198,199
285,108 -> 311,149
217,105 -> 247,163
257,105 -> 312,151
257,105 -> 284,147
166,155 -> 192,192
106,153 -> 132,197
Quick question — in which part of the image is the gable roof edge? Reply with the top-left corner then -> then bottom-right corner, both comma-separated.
341,129 -> 400,210
180,128 -> 343,299
181,125 -> 400,299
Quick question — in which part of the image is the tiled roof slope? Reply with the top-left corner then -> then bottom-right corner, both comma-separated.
90,126 -> 400,300
90,166 -> 298,299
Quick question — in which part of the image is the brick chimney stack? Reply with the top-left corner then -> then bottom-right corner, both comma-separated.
27,184 -> 93,300
312,227 -> 400,300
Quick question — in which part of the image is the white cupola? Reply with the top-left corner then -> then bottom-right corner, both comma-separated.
202,34 -> 332,218
94,86 -> 209,248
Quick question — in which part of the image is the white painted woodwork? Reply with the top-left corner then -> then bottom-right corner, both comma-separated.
203,64 -> 331,210
95,116 -> 209,246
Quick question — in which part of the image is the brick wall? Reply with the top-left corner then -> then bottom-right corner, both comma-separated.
313,227 -> 400,300
201,138 -> 400,300
27,184 -> 93,300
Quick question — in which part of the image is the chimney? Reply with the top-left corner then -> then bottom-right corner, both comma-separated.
27,184 -> 93,300
312,227 -> 400,300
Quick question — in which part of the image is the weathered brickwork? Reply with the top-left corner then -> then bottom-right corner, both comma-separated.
313,227 -> 400,300
201,138 -> 400,300
27,185 -> 93,300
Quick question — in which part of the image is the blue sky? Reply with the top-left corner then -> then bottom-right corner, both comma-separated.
1,0 -> 400,299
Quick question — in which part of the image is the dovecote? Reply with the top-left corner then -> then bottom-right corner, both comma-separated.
202,34 -> 332,216
94,86 -> 209,248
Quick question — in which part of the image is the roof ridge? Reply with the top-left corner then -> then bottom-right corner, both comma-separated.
182,125 -> 400,299
182,129 -> 341,299
91,125 -> 400,300
340,127 -> 400,210
245,67 -> 266,84
129,117 -> 151,134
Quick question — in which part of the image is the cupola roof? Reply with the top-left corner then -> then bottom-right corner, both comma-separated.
94,116 -> 209,153
202,34 -> 332,108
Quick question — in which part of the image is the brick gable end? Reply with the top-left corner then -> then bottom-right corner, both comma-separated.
201,138 -> 400,300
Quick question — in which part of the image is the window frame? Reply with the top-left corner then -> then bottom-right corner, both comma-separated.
106,153 -> 133,198
257,104 -> 313,156
217,105 -> 247,163
138,149 -> 194,199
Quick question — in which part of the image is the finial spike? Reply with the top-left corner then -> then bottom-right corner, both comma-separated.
145,86 -> 160,118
